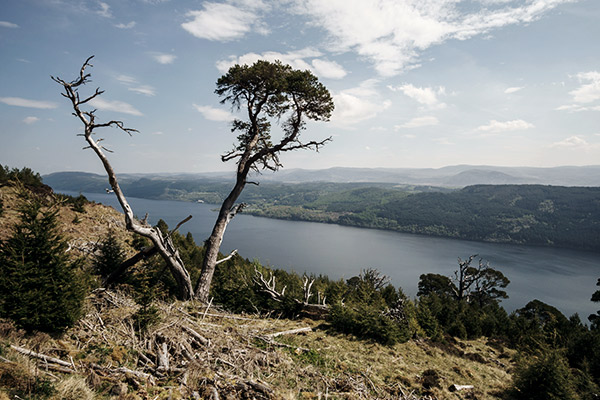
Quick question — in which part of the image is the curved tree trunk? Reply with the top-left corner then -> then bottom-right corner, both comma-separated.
194,176 -> 246,302
52,57 -> 194,300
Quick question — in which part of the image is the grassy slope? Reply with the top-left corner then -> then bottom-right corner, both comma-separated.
0,185 -> 515,399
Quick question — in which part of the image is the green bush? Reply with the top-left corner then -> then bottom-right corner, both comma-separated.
0,199 -> 86,333
511,351 -> 578,400
328,269 -> 413,345
329,302 -> 405,345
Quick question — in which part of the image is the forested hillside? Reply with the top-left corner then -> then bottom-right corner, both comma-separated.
43,171 -> 600,251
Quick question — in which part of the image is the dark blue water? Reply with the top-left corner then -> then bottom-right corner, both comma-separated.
65,191 -> 600,320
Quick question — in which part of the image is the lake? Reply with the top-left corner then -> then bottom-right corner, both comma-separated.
64,191 -> 600,320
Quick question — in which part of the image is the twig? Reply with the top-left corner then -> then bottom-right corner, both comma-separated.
202,297 -> 214,321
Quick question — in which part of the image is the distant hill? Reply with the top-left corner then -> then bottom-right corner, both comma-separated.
44,165 -> 600,191
255,165 -> 600,186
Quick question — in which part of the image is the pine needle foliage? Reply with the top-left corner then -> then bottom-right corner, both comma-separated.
0,198 -> 86,333
94,229 -> 125,278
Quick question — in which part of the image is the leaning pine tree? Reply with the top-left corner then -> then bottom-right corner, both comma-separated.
0,199 -> 86,333
194,60 -> 334,302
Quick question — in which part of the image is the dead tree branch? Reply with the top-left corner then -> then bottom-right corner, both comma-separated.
52,56 -> 194,300
253,269 -> 329,319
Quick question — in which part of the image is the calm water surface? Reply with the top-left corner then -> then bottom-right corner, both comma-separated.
67,191 -> 600,319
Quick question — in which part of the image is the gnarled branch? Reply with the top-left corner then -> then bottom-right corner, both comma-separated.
53,57 -> 194,300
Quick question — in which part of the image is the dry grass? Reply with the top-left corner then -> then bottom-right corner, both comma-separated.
0,289 -> 515,399
0,184 -> 137,257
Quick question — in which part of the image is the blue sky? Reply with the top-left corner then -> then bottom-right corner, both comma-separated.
1,0 -> 599,175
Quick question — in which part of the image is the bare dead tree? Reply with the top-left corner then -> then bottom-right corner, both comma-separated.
453,255 -> 479,302
451,255 -> 509,306
194,60 -> 334,302
253,268 -> 329,319
52,56 -> 194,300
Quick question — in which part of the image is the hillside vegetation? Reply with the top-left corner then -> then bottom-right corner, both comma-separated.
2,167 -> 599,399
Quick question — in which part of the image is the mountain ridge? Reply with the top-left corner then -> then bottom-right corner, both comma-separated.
44,165 -> 600,187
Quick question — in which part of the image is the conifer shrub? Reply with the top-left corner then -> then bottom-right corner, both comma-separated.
328,269 -> 413,345
131,268 -> 161,333
0,165 -> 43,188
416,300 -> 441,340
94,229 -> 125,277
0,198 -> 86,333
511,351 -> 578,400
329,302 -> 405,345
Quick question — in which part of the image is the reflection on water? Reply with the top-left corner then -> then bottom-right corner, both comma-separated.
66,191 -> 600,319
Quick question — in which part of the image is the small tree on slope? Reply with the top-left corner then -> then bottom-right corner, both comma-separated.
0,198 -> 85,333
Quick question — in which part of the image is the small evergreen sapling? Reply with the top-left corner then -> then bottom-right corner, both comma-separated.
94,229 -> 125,278
0,199 -> 85,333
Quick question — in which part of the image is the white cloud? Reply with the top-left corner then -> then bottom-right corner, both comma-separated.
391,84 -> 446,108
117,75 -> 137,84
476,119 -> 534,132
504,86 -> 524,94
97,2 -> 112,18
294,0 -> 573,76
331,81 -> 391,126
89,98 -> 143,116
569,71 -> 600,103
115,21 -> 136,29
396,116 -> 439,129
0,21 -> 19,28
193,104 -> 233,122
311,59 -> 347,79
550,136 -> 589,148
152,53 -> 176,64
116,75 -> 156,96
0,97 -> 58,109
129,85 -> 156,96
23,116 -> 39,124
216,48 -> 321,73
556,104 -> 600,113
182,2 -> 265,41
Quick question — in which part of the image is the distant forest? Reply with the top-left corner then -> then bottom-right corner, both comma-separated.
44,171 -> 600,251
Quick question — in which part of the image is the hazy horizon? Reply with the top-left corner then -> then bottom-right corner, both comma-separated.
41,163 -> 600,177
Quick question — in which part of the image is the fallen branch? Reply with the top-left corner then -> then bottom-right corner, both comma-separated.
193,312 -> 257,321
449,384 -> 474,392
91,363 -> 156,385
265,327 -> 312,339
182,325 -> 210,347
10,345 -> 73,368
41,363 -> 75,374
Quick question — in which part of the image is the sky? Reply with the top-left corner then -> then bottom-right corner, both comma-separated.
1,0 -> 599,175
